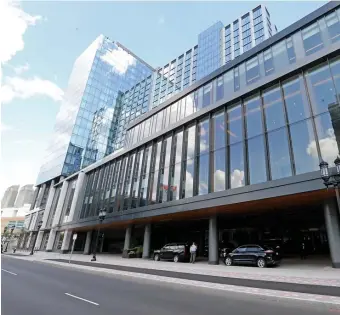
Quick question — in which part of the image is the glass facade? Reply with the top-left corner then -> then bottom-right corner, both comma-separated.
127,8 -> 340,147
36,36 -> 154,185
80,49 -> 340,220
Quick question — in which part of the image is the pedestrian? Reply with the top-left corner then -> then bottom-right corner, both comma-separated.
300,241 -> 306,260
190,242 -> 197,264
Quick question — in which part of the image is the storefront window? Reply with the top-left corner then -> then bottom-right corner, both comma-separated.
263,85 -> 285,131
247,135 -> 267,184
268,127 -> 292,180
290,119 -> 319,175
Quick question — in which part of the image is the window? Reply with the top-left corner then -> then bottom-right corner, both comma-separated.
330,57 -> 340,99
245,95 -> 263,138
306,63 -> 337,115
198,119 -> 209,155
169,131 -> 183,201
197,154 -> 209,195
263,85 -> 285,131
203,83 -> 212,107
149,141 -> 162,204
264,49 -> 274,75
302,22 -> 324,55
227,103 -> 243,144
170,102 -> 178,124
246,57 -> 260,84
213,147 -> 226,192
286,37 -> 296,64
234,67 -> 240,91
325,12 -> 340,43
268,127 -> 292,180
229,142 -> 245,188
247,135 -> 267,184
290,119 -> 319,175
216,76 -> 224,101
282,76 -> 311,124
183,158 -> 194,198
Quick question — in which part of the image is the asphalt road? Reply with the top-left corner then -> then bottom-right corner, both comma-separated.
1,256 -> 335,315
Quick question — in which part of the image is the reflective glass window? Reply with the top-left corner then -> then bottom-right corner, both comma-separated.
245,95 -> 263,138
325,12 -> 340,43
163,107 -> 170,129
286,37 -> 296,64
272,41 -> 289,73
198,119 -> 209,155
170,102 -> 178,124
247,135 -> 267,184
149,141 -> 162,204
234,67 -> 240,91
185,94 -> 194,117
268,127 -> 292,180
203,83 -> 212,108
330,57 -> 340,98
246,57 -> 260,84
139,146 -> 152,207
169,163 -> 181,201
263,49 -> 274,75
216,76 -> 224,102
314,112 -> 340,164
131,150 -> 143,208
184,125 -> 196,160
229,142 -> 245,188
290,119 -> 319,175
306,63 -> 337,115
282,76 -> 311,123
213,111 -> 225,150
263,85 -> 285,131
123,154 -> 135,210
302,22 -> 324,56
197,154 -> 209,195
227,103 -> 243,144
213,148 -> 226,192
143,119 -> 150,139
183,158 -> 194,198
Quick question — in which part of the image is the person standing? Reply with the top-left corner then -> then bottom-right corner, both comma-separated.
300,241 -> 306,260
190,242 -> 197,264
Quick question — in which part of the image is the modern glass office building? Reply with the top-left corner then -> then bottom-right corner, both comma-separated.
22,2 -> 340,268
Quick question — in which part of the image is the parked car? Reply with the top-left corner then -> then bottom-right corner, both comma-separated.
223,244 -> 281,268
203,242 -> 235,258
153,243 -> 190,263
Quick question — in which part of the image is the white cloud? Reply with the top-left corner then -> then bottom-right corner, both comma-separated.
307,128 -> 338,165
100,46 -> 136,75
1,76 -> 64,104
0,0 -> 42,64
230,169 -> 245,189
158,16 -> 165,25
13,139 -> 36,145
1,123 -> 14,132
13,62 -> 30,74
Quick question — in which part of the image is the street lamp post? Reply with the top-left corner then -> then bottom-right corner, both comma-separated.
319,157 -> 340,216
30,220 -> 43,255
91,208 -> 107,262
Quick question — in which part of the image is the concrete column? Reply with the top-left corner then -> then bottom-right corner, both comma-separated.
35,230 -> 44,250
61,230 -> 73,254
51,181 -> 69,227
83,231 -> 93,255
66,172 -> 86,223
40,180 -> 56,230
30,187 -> 40,210
36,184 -> 47,209
324,198 -> 340,268
122,226 -> 132,258
142,224 -> 152,259
46,229 -> 56,252
209,215 -> 219,265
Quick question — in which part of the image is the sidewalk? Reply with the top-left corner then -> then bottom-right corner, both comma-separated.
6,251 -> 340,287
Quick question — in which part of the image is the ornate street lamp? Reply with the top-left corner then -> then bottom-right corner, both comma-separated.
30,220 -> 43,255
91,208 -> 107,262
319,157 -> 340,216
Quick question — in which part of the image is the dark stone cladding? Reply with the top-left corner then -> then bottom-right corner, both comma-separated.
59,169 -> 329,230
127,1 -> 340,130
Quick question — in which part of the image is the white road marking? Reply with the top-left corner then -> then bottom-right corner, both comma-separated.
65,293 -> 99,306
1,269 -> 17,276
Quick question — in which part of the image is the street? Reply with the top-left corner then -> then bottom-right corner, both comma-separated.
1,256 -> 336,315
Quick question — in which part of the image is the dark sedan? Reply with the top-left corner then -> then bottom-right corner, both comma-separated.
223,244 -> 281,268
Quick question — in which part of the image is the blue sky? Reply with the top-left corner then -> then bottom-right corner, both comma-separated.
1,0 -> 326,197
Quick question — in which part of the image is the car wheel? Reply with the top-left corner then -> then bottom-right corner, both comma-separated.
173,255 -> 179,263
225,256 -> 233,266
154,254 -> 160,261
257,258 -> 266,268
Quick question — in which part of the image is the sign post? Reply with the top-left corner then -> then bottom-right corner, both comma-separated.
69,233 -> 77,264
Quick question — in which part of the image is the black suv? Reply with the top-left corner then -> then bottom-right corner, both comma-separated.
224,244 -> 281,268
153,243 -> 190,263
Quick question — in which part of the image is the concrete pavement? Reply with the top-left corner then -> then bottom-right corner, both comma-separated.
1,256 -> 338,315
